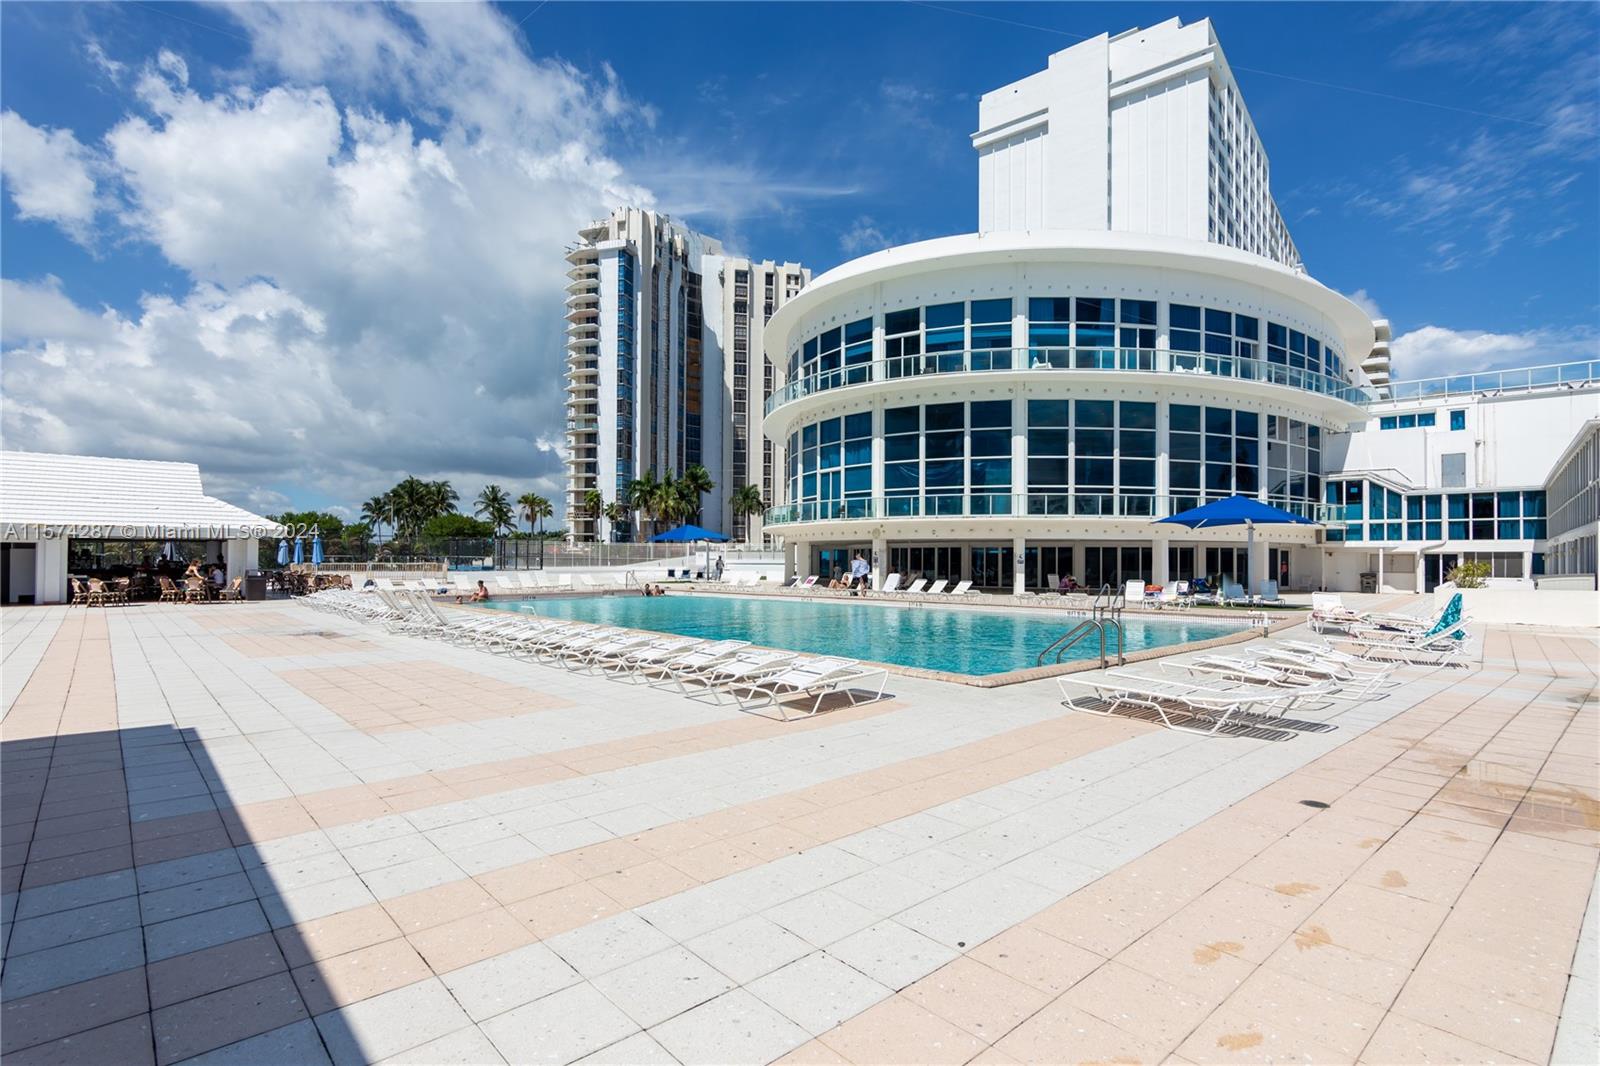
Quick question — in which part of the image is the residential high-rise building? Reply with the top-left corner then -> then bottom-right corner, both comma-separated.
701,257 -> 810,541
563,208 -> 807,542
973,16 -> 1301,269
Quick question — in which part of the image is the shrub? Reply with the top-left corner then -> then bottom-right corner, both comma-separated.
1445,560 -> 1491,589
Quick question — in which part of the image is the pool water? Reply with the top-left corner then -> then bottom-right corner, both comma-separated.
476,594 -> 1244,676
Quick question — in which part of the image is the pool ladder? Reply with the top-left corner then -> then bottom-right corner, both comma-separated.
1037,584 -> 1127,668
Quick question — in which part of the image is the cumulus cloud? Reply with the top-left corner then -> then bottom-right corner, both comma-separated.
1390,324 -> 1599,380
1341,288 -> 1384,320
1,3 -> 652,520
838,215 -> 891,257
0,112 -> 101,239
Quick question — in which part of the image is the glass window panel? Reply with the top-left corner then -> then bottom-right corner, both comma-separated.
843,439 -> 871,465
1398,414 -> 1416,429
1076,323 -> 1115,349
1029,297 -> 1071,322
844,412 -> 871,439
925,433 -> 963,459
1236,411 -> 1259,437
925,302 -> 963,329
1497,492 -> 1521,517
1523,519 -> 1546,538
971,430 -> 1010,456
1076,400 -> 1114,427
1121,403 -> 1156,430
1448,495 -> 1468,519
1120,459 -> 1156,487
1171,329 -> 1202,352
844,466 -> 871,492
1418,411 -> 1436,427
819,418 -> 841,444
924,460 -> 962,488
1235,315 -> 1259,340
1170,304 -> 1201,330
1205,436 -> 1232,463
1120,299 -> 1156,325
1076,457 -> 1114,485
1170,462 -> 1200,489
819,443 -> 839,467
1204,309 -> 1232,334
1205,407 -> 1233,435
1523,492 -> 1546,517
1028,400 -> 1069,426
844,318 -> 871,344
1170,433 -> 1201,461
971,400 -> 1010,428
885,436 -> 918,461
820,327 -> 840,352
1267,322 -> 1287,347
802,423 -> 818,448
1204,333 -> 1233,356
972,298 -> 1011,323
884,307 -> 919,334
971,459 -> 1011,486
926,403 -> 964,431
803,337 -> 818,360
1498,520 -> 1521,539
1028,429 -> 1068,454
1120,431 -> 1156,459
1075,297 -> 1113,323
1205,464 -> 1233,491
1170,404 -> 1201,432
885,406 -> 919,434
884,463 -> 919,490
971,322 -> 1010,349
1028,458 -> 1068,485
1077,429 -> 1114,455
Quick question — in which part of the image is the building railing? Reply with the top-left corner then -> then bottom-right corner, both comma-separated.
765,347 -> 1375,416
764,493 -> 1332,526
1381,359 -> 1599,404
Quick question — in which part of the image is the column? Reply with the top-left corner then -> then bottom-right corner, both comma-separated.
871,401 -> 886,520
1154,398 -> 1170,516
1071,543 -> 1086,587
1152,535 -> 1170,585
37,538 -> 68,605
1011,392 -> 1028,518
783,539 -> 795,582
872,535 -> 887,589
1249,532 -> 1270,595
1013,535 -> 1027,596
794,540 -> 811,580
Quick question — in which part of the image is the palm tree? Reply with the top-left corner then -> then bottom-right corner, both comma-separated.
425,480 -> 459,519
582,489 -> 603,539
680,464 -> 714,523
624,472 -> 660,540
518,492 -> 553,537
389,477 -> 429,538
731,484 -> 766,540
361,494 -> 394,542
602,500 -> 627,536
475,484 -> 515,535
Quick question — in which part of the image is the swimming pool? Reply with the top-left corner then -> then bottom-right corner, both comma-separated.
475,594 -> 1246,677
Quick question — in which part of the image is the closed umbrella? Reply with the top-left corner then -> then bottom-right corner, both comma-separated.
311,535 -> 324,567
276,539 -> 290,566
293,538 -> 305,566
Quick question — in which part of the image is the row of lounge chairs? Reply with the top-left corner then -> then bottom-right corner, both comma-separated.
783,575 -> 977,597
300,587 -> 889,721
1060,637 -> 1402,736
1309,592 -> 1472,667
367,572 -> 633,596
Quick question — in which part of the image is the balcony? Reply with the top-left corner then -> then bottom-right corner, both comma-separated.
764,347 -> 1375,418
1379,359 -> 1598,405
764,492 -> 1333,527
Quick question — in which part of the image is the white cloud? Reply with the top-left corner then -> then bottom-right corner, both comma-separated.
838,215 -> 891,257
1,3 -> 660,523
1341,288 -> 1384,320
0,112 -> 100,239
1390,324 -> 1599,380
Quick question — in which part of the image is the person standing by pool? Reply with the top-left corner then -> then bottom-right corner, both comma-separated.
715,554 -> 725,582
849,552 -> 870,591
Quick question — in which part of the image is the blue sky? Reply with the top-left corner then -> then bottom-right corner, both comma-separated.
2,2 -> 1596,521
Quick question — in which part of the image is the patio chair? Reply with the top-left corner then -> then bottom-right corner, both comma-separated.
876,573 -> 903,594
901,578 -> 928,596
1257,579 -> 1282,605
606,636 -> 706,678
1058,672 -> 1308,735
182,578 -> 208,604
1221,580 -> 1250,606
645,639 -> 752,686
1122,579 -> 1145,605
724,656 -> 890,720
1162,654 -> 1341,700
157,576 -> 182,603
924,579 -> 948,595
948,580 -> 974,595
671,648 -> 795,697
222,577 -> 245,603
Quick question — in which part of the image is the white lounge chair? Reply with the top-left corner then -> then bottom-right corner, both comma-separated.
1058,672 -> 1310,735
877,573 -> 903,594
1163,654 -> 1341,700
558,574 -> 575,589
579,574 -> 602,590
1221,580 -> 1250,606
607,636 -> 707,678
948,580 -> 974,595
724,656 -> 889,720
901,578 -> 928,596
924,579 -> 948,595
649,639 -> 753,687
1341,625 -> 1471,667
1123,579 -> 1145,605
1257,579 -> 1282,605
678,649 -> 796,698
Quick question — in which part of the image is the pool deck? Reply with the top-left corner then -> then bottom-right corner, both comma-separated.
2,601 -> 1596,1065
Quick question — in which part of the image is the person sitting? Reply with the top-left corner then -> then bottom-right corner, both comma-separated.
210,564 -> 226,589
1058,574 -> 1080,593
458,580 -> 491,603
651,584 -> 666,597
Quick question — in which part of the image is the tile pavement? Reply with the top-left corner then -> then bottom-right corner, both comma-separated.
1,600 -> 1595,1064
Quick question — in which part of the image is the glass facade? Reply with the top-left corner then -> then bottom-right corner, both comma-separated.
1325,480 -> 1547,543
779,296 -> 1354,406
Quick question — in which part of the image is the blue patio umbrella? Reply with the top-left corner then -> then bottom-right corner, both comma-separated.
311,535 -> 324,567
276,539 -> 290,566
292,537 -> 305,565
1155,495 -> 1314,594
649,524 -> 730,543
650,524 -> 730,580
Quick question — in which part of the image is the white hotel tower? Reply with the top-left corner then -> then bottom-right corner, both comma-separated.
763,18 -> 1600,594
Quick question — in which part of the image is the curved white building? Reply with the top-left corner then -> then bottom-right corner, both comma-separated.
759,17 -> 1599,595
763,230 -> 1375,593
